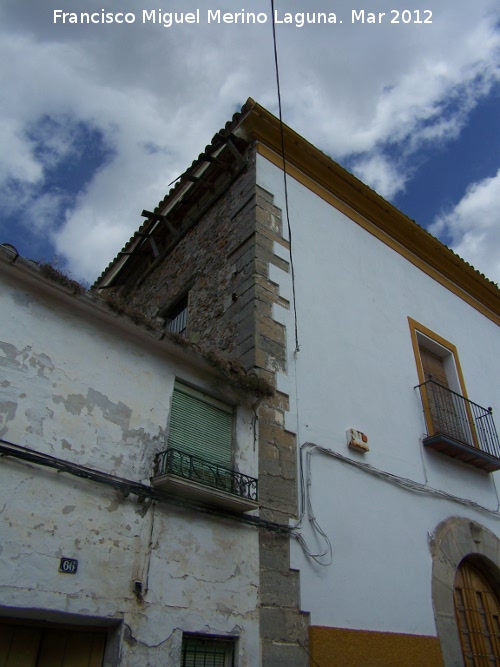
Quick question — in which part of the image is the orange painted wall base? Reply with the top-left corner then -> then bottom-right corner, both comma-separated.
309,626 -> 444,667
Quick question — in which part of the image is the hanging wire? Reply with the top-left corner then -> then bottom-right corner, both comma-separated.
297,639 -> 323,667
270,0 -> 300,353
293,441 -> 500,568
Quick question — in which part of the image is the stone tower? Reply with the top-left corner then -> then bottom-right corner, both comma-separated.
95,99 -> 310,667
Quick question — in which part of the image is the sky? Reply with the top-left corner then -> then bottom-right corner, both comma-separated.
0,0 -> 499,286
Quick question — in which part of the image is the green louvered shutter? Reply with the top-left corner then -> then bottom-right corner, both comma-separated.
167,384 -> 233,468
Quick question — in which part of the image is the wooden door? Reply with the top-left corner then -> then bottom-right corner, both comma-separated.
419,346 -> 467,443
454,561 -> 500,666
0,623 -> 106,667
0,626 -> 41,667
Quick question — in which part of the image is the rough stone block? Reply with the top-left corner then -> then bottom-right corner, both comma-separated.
257,333 -> 286,362
259,536 -> 290,572
439,533 -> 467,569
230,191 -> 256,222
259,405 -> 285,427
264,391 -> 290,412
255,185 -> 277,204
258,475 -> 297,516
432,576 -> 455,617
261,568 -> 301,608
255,237 -> 290,273
258,422 -> 296,449
259,444 -> 283,480
232,281 -> 258,310
236,334 -> 255,360
255,348 -> 286,374
228,238 -> 256,268
259,505 -> 297,524
261,641 -> 309,667
434,612 -> 463,667
255,273 -> 280,294
278,450 -> 299,481
250,368 -> 275,388
255,224 -> 276,251
239,348 -> 257,371
260,607 -> 310,644
256,211 -> 283,239
236,314 -> 256,346
256,316 -> 286,353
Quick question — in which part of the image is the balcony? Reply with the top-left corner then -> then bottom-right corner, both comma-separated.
152,447 -> 259,512
416,380 -> 500,472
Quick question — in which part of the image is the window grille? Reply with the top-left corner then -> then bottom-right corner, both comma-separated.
181,635 -> 235,667
164,293 -> 189,335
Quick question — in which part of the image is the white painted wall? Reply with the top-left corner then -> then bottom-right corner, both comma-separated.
257,154 -> 500,635
0,259 -> 260,666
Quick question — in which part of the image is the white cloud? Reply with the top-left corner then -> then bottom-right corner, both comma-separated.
0,0 -> 499,281
349,154 -> 408,200
430,170 -> 500,284
0,121 -> 43,184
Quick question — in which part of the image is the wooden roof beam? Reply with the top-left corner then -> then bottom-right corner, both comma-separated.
142,210 -> 177,235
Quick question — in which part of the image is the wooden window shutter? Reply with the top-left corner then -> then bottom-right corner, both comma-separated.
168,384 -> 233,469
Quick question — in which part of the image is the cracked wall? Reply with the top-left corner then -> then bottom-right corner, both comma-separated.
0,268 -> 260,666
104,152 -> 309,666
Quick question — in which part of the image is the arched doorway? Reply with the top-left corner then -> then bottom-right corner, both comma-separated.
454,559 -> 500,666
431,518 -> 500,666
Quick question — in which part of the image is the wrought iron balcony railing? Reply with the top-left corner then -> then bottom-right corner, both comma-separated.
416,380 -> 500,472
154,447 -> 258,503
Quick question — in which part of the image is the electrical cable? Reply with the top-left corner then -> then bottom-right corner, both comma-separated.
297,639 -> 323,667
270,0 -> 300,353
294,440 -> 500,567
143,500 -> 156,595
269,0 -> 500,572
292,445 -> 333,566
0,438 -> 292,534
313,444 -> 500,514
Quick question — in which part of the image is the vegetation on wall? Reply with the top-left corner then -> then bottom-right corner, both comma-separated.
39,263 -> 86,295
102,293 -> 275,398
36,265 -> 274,398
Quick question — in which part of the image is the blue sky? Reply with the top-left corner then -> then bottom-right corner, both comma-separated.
1,0 -> 499,285
395,90 -> 500,228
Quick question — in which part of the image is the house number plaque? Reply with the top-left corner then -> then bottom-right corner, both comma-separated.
59,557 -> 78,574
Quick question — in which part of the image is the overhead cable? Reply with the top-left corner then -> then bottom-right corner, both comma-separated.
270,0 -> 300,353
293,441 -> 500,567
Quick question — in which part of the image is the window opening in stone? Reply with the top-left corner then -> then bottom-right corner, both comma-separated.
164,292 -> 189,336
181,634 -> 235,667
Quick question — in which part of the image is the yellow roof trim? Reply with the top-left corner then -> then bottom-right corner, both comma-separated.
240,99 -> 500,325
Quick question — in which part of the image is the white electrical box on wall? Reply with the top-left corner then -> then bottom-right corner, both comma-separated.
347,428 -> 369,452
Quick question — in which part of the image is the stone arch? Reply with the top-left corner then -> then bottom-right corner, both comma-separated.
430,516 -> 500,666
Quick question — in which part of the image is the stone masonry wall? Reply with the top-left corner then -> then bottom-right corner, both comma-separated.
122,147 -> 259,364
252,187 -> 310,667
120,144 -> 310,667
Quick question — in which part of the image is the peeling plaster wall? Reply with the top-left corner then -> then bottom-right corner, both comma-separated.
256,154 -> 500,642
0,292 -> 168,479
0,269 -> 260,666
104,153 -> 310,666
